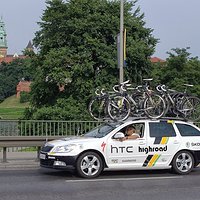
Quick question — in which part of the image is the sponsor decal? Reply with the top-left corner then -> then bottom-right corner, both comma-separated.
191,142 -> 200,146
48,156 -> 55,159
111,159 -> 118,163
154,137 -> 169,145
186,142 -> 190,148
143,154 -> 161,167
139,146 -> 167,154
167,120 -> 174,124
101,142 -> 106,152
110,145 -> 134,153
161,158 -> 167,162
122,159 -> 136,163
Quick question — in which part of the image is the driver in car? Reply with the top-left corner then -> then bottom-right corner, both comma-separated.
119,125 -> 140,141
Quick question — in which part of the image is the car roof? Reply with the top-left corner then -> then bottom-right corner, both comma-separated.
105,117 -> 194,125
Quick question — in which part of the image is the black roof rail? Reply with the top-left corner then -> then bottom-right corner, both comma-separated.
95,116 -> 194,123
159,117 -> 187,121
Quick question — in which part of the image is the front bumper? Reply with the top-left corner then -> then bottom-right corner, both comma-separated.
40,152 -> 77,170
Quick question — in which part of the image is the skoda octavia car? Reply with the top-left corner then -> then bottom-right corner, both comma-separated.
40,118 -> 200,178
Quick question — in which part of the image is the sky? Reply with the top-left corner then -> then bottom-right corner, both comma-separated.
0,0 -> 200,59
0,0 -> 46,55
137,0 -> 200,59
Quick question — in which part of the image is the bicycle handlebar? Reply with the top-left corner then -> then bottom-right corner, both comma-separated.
184,84 -> 194,87
95,89 -> 100,96
161,85 -> 167,92
101,88 -> 107,95
156,85 -> 162,92
121,85 -> 127,92
113,85 -> 120,93
120,80 -> 130,85
143,78 -> 153,82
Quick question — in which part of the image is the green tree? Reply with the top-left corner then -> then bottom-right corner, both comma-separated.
0,58 -> 34,102
27,0 -> 157,120
151,47 -> 200,96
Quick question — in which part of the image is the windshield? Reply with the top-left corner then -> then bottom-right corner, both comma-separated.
84,122 -> 122,138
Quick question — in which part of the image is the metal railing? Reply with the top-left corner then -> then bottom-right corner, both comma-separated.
0,119 -> 200,162
0,120 -> 103,137
0,120 -> 104,162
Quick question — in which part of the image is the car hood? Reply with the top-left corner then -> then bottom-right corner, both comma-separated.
46,136 -> 99,147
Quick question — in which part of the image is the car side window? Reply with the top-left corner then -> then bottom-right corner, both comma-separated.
176,123 -> 200,136
149,121 -> 176,137
118,123 -> 145,138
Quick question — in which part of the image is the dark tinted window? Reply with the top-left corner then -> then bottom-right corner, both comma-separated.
176,123 -> 200,136
149,121 -> 176,137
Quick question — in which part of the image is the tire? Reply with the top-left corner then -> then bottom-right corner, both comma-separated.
180,96 -> 200,121
107,96 -> 131,121
88,97 -> 106,121
76,151 -> 103,178
143,94 -> 166,119
172,151 -> 194,175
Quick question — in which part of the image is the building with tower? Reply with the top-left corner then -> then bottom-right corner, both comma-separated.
0,17 -> 34,97
0,17 -> 33,63
0,16 -> 8,58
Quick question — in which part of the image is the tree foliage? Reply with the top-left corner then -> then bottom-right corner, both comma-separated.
0,58 -> 34,102
26,0 -> 157,120
151,47 -> 200,97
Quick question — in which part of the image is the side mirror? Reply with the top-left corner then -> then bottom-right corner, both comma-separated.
113,132 -> 125,139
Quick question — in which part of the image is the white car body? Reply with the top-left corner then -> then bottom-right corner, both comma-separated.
40,118 -> 200,178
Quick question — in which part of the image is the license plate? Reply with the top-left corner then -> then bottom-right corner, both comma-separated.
40,153 -> 46,160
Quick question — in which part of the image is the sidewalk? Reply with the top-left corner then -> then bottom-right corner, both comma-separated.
0,152 -> 40,170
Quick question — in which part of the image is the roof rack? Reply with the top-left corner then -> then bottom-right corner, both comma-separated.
159,117 -> 187,121
95,116 -> 194,123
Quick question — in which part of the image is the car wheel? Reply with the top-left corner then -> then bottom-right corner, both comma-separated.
172,151 -> 194,175
76,151 -> 103,178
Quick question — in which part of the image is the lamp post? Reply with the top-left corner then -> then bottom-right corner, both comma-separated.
119,0 -> 124,84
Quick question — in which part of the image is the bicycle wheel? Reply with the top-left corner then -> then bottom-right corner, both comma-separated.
88,97 -> 106,121
180,96 -> 200,121
143,94 -> 166,119
107,96 -> 131,121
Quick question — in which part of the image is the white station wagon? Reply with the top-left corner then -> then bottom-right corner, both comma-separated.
40,118 -> 200,178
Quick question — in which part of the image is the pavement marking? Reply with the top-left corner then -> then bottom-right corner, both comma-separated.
65,176 -> 183,183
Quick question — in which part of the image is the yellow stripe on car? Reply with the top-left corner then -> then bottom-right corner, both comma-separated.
160,137 -> 169,145
148,154 -> 160,167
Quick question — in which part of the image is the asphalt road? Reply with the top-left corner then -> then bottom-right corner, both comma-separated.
1,167 -> 200,200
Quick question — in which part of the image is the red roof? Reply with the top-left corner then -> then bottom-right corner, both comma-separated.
0,55 -> 26,63
150,57 -> 165,63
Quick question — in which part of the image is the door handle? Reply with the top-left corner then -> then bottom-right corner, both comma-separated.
174,140 -> 179,144
139,141 -> 145,145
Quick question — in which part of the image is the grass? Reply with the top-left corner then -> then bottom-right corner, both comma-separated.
0,95 -> 29,119
18,147 -> 37,152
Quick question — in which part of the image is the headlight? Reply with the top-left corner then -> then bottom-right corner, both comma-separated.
52,144 -> 77,153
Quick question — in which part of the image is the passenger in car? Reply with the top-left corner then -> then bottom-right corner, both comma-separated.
120,125 -> 140,141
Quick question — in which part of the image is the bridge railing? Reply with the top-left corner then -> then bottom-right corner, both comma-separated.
0,120 -> 103,137
0,120 -> 104,162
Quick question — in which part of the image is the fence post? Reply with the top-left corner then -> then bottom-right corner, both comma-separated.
36,146 -> 41,162
2,147 -> 7,163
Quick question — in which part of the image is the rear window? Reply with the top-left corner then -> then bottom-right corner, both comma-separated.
149,121 -> 176,137
176,123 -> 200,136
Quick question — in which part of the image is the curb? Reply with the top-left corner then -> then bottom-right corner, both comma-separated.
0,152 -> 40,170
0,160 -> 40,170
